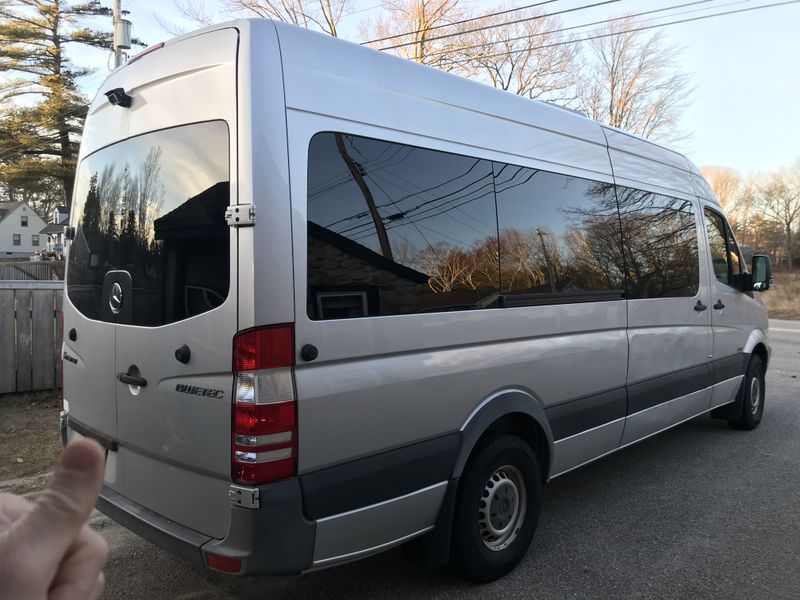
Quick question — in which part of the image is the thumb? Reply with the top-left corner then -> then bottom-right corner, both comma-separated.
13,438 -> 105,563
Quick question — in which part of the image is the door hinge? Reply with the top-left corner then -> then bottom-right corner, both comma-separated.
228,484 -> 260,509
225,204 -> 255,227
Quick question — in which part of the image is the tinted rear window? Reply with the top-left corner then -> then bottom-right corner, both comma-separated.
67,121 -> 230,326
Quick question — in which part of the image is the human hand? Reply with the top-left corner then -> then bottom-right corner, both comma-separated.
0,438 -> 109,600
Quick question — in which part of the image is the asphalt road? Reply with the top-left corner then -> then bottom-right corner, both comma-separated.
99,320 -> 800,599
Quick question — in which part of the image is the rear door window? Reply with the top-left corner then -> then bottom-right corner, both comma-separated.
67,121 -> 230,326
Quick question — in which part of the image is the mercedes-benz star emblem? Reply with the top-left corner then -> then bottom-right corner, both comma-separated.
109,282 -> 123,314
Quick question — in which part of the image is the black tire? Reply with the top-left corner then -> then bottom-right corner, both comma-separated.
729,355 -> 765,430
453,433 -> 542,582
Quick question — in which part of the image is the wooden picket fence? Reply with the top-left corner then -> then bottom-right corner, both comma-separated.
0,262 -> 63,281
0,281 -> 63,394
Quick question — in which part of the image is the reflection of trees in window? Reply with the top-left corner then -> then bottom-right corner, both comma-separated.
72,147 -> 166,277
615,186 -> 699,298
497,170 -> 625,298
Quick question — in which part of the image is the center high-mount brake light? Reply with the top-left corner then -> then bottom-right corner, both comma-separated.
231,325 -> 297,485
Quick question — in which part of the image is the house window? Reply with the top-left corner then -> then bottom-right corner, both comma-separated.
32,234 -> 39,247
315,290 -> 369,320
21,216 -> 28,227
13,234 -> 21,246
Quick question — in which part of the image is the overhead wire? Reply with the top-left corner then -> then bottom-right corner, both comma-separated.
371,0 -> 622,51
435,0 -> 800,69
361,0 -> 561,45
420,0 -> 722,61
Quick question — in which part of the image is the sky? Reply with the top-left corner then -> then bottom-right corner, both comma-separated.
69,0 -> 800,175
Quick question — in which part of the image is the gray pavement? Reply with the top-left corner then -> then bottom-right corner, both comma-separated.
100,320 -> 800,599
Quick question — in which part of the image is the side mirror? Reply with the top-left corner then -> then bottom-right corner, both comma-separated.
750,254 -> 772,291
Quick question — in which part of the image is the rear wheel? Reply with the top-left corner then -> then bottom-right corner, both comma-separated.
453,434 -> 541,582
729,355 -> 765,430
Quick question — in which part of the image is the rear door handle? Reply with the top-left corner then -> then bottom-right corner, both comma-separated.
118,366 -> 147,387
694,301 -> 707,312
713,300 -> 725,310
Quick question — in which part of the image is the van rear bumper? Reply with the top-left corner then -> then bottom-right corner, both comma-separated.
96,478 -> 316,575
97,485 -> 210,567
62,413 -> 315,575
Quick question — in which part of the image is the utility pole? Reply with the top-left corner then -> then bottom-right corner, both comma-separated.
112,0 -> 132,68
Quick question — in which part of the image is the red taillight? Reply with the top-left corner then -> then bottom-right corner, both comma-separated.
205,552 -> 242,573
234,401 -> 295,436
233,325 -> 294,372
232,325 -> 297,486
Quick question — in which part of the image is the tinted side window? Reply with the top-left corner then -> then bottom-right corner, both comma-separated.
617,188 -> 699,299
493,165 -> 625,305
704,208 -> 742,287
725,219 -> 744,281
307,133 -> 499,319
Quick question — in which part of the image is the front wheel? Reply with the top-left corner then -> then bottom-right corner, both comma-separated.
729,355 -> 765,430
453,434 -> 542,582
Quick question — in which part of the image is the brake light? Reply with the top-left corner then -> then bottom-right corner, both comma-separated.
128,42 -> 165,65
232,325 -> 296,485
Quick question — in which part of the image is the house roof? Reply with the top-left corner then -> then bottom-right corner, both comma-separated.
0,202 -> 23,223
40,223 -> 65,235
308,221 -> 428,284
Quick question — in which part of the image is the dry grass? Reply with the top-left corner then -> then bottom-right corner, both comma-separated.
763,272 -> 800,320
0,391 -> 62,487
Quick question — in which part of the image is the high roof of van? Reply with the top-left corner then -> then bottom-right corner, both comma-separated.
104,18 -> 720,205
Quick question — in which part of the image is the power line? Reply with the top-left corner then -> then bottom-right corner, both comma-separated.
361,0 -> 560,45
436,0 -> 800,69
372,0 -> 622,52
421,0 -> 720,61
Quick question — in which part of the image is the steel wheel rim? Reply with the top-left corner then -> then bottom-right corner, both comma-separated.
478,465 -> 527,552
750,374 -> 761,415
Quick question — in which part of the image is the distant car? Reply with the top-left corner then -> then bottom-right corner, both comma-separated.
61,19 -> 772,583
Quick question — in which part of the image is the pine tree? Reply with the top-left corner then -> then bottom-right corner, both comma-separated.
0,0 -> 115,211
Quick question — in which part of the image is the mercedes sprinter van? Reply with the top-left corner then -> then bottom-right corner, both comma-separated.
61,19 -> 772,581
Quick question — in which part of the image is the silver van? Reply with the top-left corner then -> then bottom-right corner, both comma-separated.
60,20 -> 772,582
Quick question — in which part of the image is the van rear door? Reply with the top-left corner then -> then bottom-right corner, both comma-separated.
65,28 -> 239,539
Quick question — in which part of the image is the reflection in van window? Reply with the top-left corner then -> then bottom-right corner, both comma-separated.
307,132 -> 500,319
493,167 -> 625,305
704,208 -> 742,287
67,121 -> 230,326
617,188 -> 700,299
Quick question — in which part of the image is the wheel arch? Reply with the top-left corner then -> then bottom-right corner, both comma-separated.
743,329 -> 770,368
454,389 -> 554,483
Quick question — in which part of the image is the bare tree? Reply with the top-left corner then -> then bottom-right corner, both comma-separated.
754,162 -> 800,270
578,16 -> 693,142
448,7 -> 578,102
170,0 -> 350,36
701,166 -> 742,213
361,0 -> 463,67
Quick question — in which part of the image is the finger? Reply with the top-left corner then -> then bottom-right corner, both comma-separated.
88,571 -> 106,600
11,438 -> 105,565
48,526 -> 109,600
0,492 -> 34,527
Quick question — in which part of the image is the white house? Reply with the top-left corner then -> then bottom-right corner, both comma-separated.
40,205 -> 70,255
0,202 -> 48,258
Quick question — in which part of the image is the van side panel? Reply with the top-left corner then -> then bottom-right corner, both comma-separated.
278,71 -> 627,564
603,129 -> 715,443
